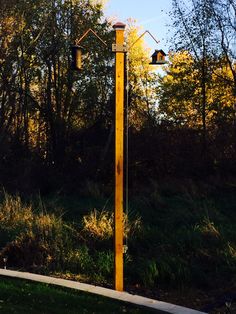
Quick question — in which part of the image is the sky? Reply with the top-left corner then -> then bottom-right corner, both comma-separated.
103,0 -> 173,52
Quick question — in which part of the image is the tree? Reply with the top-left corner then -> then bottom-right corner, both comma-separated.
157,49 -> 236,173
158,50 -> 235,125
171,0 -> 217,153
125,20 -> 159,130
157,50 -> 201,128
0,0 -> 115,190
209,0 -> 236,130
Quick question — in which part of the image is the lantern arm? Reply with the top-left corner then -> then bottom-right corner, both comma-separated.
129,30 -> 160,49
75,28 -> 107,47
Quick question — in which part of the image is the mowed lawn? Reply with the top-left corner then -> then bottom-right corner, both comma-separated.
0,276 -> 160,314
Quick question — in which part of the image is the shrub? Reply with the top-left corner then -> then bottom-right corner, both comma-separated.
95,250 -> 114,278
65,245 -> 95,274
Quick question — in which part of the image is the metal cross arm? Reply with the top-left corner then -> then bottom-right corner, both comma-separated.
129,30 -> 160,49
75,28 -> 107,47
128,30 -> 167,65
71,28 -> 107,71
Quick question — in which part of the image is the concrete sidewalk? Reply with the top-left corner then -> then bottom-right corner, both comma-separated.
0,269 -> 207,314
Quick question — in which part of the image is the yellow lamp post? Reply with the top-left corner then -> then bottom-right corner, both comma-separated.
112,23 -> 167,292
112,22 -> 126,292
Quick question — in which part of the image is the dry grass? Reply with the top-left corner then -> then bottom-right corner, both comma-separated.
0,192 -> 67,269
82,209 -> 113,239
0,192 -> 33,230
196,217 -> 221,238
82,209 -> 141,239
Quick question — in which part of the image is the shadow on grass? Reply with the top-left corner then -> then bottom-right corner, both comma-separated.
0,276 -> 162,314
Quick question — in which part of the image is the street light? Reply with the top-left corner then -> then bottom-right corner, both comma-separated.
71,24 -> 166,292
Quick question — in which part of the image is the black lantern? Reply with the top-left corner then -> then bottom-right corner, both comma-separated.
150,49 -> 167,65
71,28 -> 107,72
71,45 -> 84,71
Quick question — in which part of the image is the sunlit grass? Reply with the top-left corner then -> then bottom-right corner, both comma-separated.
82,208 -> 141,239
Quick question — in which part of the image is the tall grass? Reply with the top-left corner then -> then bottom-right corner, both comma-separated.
0,191 -> 141,285
82,209 -> 141,239
0,192 -> 71,271
1,177 -> 236,291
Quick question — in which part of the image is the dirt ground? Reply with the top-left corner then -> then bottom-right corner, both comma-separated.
127,283 -> 236,314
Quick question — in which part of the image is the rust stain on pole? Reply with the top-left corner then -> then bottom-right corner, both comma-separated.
117,161 -> 121,175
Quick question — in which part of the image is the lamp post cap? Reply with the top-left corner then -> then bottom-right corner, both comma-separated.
113,22 -> 126,29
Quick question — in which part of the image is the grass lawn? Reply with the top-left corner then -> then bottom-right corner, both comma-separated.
0,276 -> 160,314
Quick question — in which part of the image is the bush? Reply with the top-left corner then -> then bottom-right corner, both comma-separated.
65,245 -> 95,274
